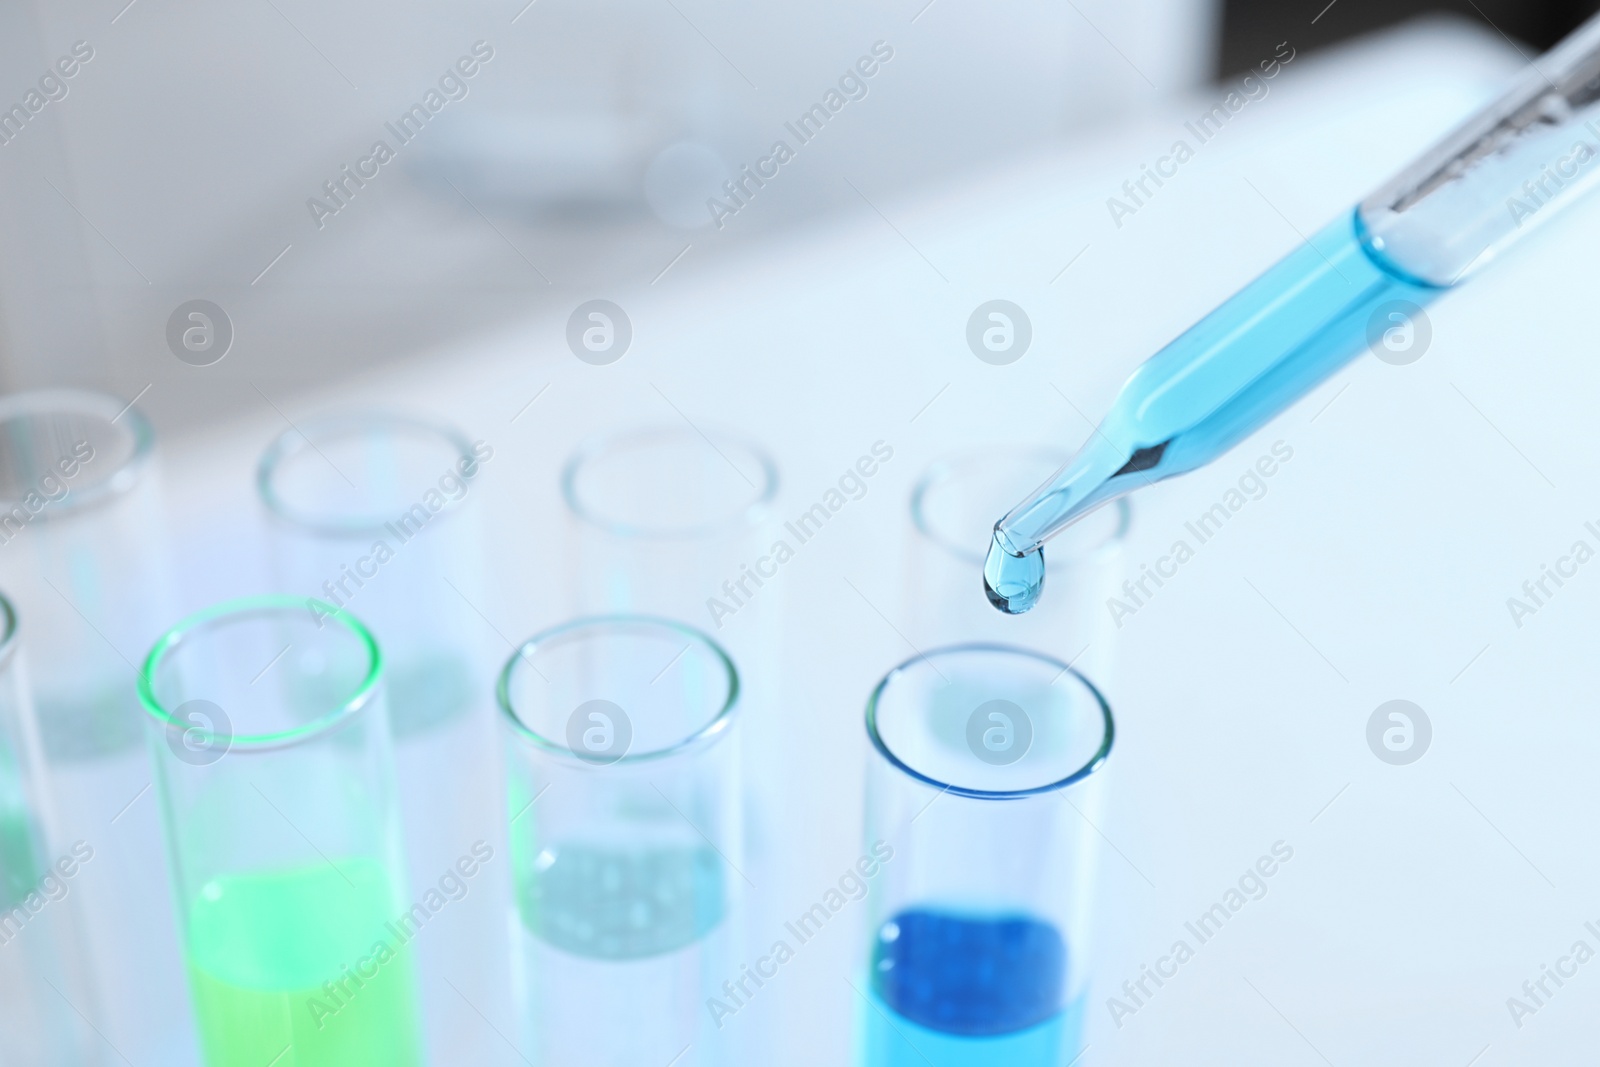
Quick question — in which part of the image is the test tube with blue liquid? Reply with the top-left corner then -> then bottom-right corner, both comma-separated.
858,645 -> 1112,1067
498,616 -> 742,1067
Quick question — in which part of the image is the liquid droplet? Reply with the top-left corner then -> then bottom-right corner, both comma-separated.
983,534 -> 1045,615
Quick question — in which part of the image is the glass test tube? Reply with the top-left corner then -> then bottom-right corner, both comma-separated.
0,390 -> 161,753
0,388 -> 182,1060
562,426 -> 782,882
499,616 -> 742,1067
562,424 -> 779,618
139,596 -> 423,1067
0,592 -> 100,1065
909,447 -> 1128,682
857,645 -> 1113,1067
258,413 -> 503,1059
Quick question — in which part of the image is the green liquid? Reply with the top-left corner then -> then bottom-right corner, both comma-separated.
0,807 -> 46,909
185,859 -> 422,1067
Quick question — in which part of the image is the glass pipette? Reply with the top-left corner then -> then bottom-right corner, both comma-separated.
987,12 -> 1600,613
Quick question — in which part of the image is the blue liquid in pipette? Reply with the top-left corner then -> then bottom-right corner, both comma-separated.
860,908 -> 1079,1066
986,210 -> 1438,614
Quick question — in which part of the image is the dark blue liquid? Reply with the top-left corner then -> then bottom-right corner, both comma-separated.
860,908 -> 1076,1066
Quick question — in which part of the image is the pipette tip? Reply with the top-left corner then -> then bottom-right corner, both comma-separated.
983,532 -> 1045,615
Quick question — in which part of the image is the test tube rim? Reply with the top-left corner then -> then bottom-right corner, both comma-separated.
910,445 -> 1131,567
137,593 -> 383,752
0,388 -> 155,517
496,613 -> 739,766
865,642 -> 1113,800
561,424 -> 779,541
256,409 -> 480,537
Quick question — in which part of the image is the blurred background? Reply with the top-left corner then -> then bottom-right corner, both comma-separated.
7,1 -> 1600,1065
0,0 -> 1590,433
1219,0 -> 1598,68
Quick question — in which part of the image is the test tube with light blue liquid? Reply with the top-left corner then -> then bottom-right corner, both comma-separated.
858,645 -> 1112,1067
563,426 -> 786,971
258,412 -> 505,1061
0,389 -> 183,1061
498,616 -> 742,1067
0,391 -> 164,757
0,591 -> 101,1065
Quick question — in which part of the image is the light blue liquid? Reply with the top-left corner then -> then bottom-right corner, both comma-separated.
986,209 -> 1439,613
983,542 -> 1045,616
515,843 -> 728,1065
517,842 -> 724,959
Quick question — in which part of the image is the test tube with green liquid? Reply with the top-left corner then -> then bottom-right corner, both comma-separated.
139,596 -> 423,1067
